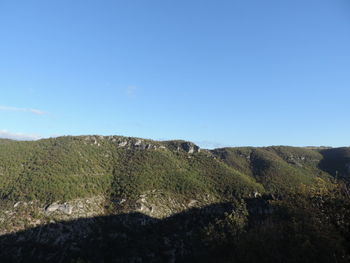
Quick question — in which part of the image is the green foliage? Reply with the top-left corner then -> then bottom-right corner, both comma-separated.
0,136 -> 263,203
110,147 -> 263,201
191,184 -> 350,263
213,146 -> 335,196
0,136 -> 348,206
200,199 -> 248,247
1,136 -> 350,262
0,136 -> 116,202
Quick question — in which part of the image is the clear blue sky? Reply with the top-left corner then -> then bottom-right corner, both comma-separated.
1,0 -> 349,148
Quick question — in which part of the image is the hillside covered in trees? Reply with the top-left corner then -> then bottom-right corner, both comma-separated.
0,135 -> 349,262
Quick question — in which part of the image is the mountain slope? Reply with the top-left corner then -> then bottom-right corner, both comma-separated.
1,136 -> 348,207
1,136 -> 350,262
0,136 -> 263,204
211,146 -> 335,195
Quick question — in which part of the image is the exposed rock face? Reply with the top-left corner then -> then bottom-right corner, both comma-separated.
0,193 -> 219,237
0,196 -> 106,236
254,191 -> 262,198
164,141 -> 200,154
180,142 -> 200,154
188,199 -> 198,207
45,203 -> 73,215
286,154 -> 305,167
136,202 -> 152,213
118,141 -> 128,147
80,135 -> 204,154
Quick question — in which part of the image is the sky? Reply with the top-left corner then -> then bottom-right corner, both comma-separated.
0,0 -> 349,148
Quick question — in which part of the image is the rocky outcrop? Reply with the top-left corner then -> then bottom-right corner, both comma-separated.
163,141 -> 200,154
0,196 -> 106,235
0,192 -> 219,236
126,191 -> 217,219
118,141 -> 128,147
180,142 -> 200,154
45,203 -> 72,215
80,135 -> 203,154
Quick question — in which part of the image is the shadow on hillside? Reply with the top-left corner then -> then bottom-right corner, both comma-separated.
318,148 -> 350,181
1,196 -> 346,263
0,202 -> 247,263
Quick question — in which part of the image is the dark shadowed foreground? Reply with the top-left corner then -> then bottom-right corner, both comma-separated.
1,195 -> 350,263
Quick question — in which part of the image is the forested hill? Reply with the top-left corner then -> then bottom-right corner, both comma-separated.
0,135 -> 348,203
0,135 -> 350,262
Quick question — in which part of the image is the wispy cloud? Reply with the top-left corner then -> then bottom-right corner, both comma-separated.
0,130 -> 41,141
126,86 -> 137,98
0,105 -> 46,115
